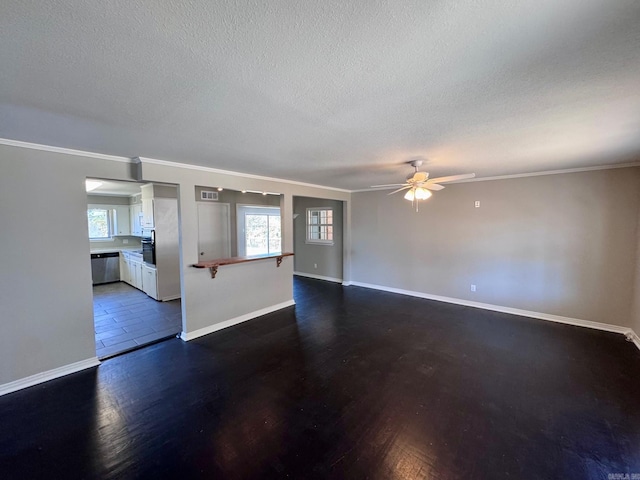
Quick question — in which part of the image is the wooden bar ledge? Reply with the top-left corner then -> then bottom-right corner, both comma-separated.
193,252 -> 294,278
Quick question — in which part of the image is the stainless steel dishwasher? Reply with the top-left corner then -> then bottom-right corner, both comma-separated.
91,252 -> 120,285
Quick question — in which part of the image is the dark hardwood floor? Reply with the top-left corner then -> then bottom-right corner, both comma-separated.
1,278 -> 639,479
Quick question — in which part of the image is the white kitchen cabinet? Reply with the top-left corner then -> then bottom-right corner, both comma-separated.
114,206 -> 131,236
130,204 -> 143,236
120,251 -> 144,291
142,199 -> 154,228
142,264 -> 158,300
119,254 -> 130,283
131,259 -> 143,290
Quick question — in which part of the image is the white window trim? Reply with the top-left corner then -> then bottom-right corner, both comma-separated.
305,207 -> 334,246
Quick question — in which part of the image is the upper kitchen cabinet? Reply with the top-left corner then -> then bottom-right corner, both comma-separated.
130,204 -> 144,236
142,199 -> 154,228
114,205 -> 131,236
140,184 -> 178,229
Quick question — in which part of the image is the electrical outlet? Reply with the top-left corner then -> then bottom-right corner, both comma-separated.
314,263 -> 318,269
474,201 -> 480,208
470,284 -> 476,292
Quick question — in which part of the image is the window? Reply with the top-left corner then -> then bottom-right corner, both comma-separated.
306,208 -> 333,245
237,206 -> 282,256
87,207 -> 112,240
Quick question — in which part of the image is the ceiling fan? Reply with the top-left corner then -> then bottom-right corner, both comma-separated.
371,160 -> 475,211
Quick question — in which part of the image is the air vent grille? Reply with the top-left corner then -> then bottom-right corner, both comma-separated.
200,191 -> 219,201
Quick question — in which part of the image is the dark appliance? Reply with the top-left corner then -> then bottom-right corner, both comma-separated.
141,230 -> 156,266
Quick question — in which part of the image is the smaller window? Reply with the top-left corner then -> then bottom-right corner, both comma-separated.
88,208 -> 112,240
306,208 -> 334,245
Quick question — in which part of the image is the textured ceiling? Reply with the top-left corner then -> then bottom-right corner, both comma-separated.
1,0 -> 639,189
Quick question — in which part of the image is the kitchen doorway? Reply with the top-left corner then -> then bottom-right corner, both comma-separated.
87,178 -> 183,359
292,196 -> 344,283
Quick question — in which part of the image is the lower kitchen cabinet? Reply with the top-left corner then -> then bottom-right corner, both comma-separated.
120,252 -> 145,293
142,264 -> 158,300
118,251 -> 159,300
131,260 -> 143,291
119,254 -> 130,284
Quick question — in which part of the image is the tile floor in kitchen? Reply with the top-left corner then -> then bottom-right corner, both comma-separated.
93,282 -> 182,359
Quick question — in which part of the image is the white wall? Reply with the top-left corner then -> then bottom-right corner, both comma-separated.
351,167 -> 640,328
0,144 -> 137,385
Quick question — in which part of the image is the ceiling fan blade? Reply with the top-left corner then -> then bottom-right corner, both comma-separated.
424,183 -> 445,191
427,173 -> 476,184
370,183 -> 407,188
388,186 -> 412,195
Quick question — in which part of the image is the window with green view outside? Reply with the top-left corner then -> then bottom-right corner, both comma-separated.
88,208 -> 111,239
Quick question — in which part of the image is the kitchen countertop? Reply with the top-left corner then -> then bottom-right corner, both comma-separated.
90,247 -> 143,254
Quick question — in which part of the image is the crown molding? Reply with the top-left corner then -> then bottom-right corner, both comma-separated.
352,161 -> 640,192
455,162 -> 640,183
4,137 -> 638,193
0,138 -> 133,163
137,156 -> 352,193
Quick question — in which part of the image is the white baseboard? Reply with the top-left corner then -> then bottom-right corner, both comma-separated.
342,281 -> 353,286
180,300 -> 296,342
625,330 -> 640,350
349,281 -> 635,339
0,357 -> 101,397
160,294 -> 181,301
294,272 -> 343,283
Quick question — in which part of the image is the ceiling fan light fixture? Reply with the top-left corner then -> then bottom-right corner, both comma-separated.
403,187 -> 431,202
372,163 -> 475,212
415,187 -> 432,200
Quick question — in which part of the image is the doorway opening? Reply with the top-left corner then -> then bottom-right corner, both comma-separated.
292,196 -> 344,283
195,186 -> 283,261
87,178 -> 182,359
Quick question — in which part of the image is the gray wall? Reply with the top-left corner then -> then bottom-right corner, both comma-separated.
633,205 -> 640,335
351,167 -> 640,328
136,160 -> 350,338
0,144 -> 137,385
87,194 -> 130,205
4,137 -> 638,390
0,145 -> 349,387
293,196 -> 344,280
195,187 -> 281,257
